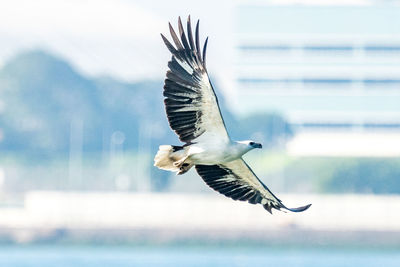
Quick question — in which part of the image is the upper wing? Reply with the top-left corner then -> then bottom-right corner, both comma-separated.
161,16 -> 229,144
195,159 -> 311,214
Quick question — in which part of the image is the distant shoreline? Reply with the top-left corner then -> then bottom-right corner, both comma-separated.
1,227 -> 400,248
0,191 -> 399,247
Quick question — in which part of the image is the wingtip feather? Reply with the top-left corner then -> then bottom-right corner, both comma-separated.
195,20 -> 202,62
287,203 -> 312,213
160,33 -> 178,55
169,22 -> 184,50
178,16 -> 190,51
187,15 -> 195,50
203,36 -> 209,69
264,204 -> 273,214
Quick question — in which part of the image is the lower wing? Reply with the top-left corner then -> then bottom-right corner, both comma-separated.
195,159 -> 311,214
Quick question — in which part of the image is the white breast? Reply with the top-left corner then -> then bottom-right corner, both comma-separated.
187,142 -> 247,165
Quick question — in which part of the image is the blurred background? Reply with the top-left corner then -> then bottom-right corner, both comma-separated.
0,0 -> 400,266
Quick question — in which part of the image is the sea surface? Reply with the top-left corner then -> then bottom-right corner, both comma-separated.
0,245 -> 399,267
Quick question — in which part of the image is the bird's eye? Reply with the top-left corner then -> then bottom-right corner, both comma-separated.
249,142 -> 254,146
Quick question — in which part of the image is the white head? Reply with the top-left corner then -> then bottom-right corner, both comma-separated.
236,140 -> 263,150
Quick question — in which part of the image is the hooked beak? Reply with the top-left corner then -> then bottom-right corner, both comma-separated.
252,143 -> 262,149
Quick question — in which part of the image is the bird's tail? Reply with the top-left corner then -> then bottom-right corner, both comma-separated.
154,145 -> 193,175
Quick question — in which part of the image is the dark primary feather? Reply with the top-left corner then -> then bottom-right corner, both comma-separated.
178,17 -> 191,51
203,37 -> 209,69
195,20 -> 202,63
195,160 -> 311,214
160,16 -> 228,143
169,23 -> 183,50
161,34 -> 178,55
187,16 -> 195,51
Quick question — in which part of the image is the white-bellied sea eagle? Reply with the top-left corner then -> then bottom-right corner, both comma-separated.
154,16 -> 311,214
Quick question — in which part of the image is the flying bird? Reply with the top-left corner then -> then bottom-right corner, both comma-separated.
154,16 -> 311,214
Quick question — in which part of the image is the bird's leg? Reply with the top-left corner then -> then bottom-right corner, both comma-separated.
173,156 -> 194,175
173,156 -> 188,167
177,162 -> 193,175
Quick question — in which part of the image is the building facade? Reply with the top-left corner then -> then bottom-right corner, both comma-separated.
232,3 -> 400,155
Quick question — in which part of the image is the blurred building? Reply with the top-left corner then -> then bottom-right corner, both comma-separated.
232,2 -> 400,156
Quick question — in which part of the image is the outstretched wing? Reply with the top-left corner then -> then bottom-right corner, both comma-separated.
161,16 -> 229,144
195,159 -> 311,214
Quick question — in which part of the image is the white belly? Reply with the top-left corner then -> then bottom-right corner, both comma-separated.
187,143 -> 242,165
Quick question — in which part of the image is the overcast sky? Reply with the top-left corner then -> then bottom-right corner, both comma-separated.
0,0 -> 236,83
0,0 -> 394,90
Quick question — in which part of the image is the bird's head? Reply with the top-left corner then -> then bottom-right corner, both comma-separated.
237,140 -> 263,150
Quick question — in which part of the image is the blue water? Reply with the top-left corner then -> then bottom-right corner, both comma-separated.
0,246 -> 399,267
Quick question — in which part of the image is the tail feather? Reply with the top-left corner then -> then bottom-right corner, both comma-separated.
154,145 -> 193,174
